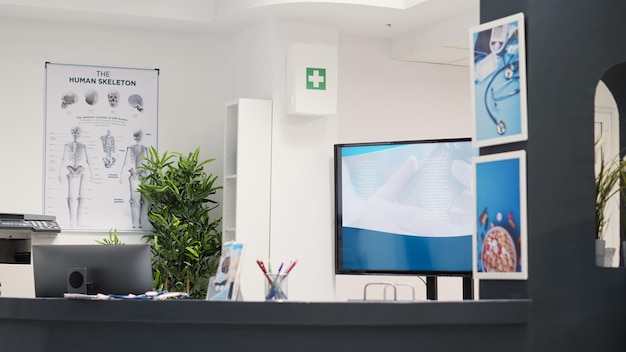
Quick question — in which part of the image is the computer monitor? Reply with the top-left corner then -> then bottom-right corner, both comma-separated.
32,244 -> 153,297
334,138 -> 478,277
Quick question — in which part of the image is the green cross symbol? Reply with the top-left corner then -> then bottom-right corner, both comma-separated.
306,67 -> 326,90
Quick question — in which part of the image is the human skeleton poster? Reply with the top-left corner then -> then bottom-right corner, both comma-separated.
44,63 -> 158,232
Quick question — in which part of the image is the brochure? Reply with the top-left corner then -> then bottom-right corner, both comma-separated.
206,241 -> 244,300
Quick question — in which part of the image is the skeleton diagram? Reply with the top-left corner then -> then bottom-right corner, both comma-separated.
58,126 -> 92,228
119,130 -> 148,229
100,130 -> 116,168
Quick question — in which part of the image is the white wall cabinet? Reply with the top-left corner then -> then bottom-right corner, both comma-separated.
223,98 -> 272,301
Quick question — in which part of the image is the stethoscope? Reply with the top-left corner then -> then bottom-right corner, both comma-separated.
478,25 -> 520,135
484,59 -> 520,135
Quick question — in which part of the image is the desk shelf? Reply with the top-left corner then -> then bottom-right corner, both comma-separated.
222,99 -> 273,300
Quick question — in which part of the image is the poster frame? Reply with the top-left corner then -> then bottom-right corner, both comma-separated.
469,12 -> 528,148
472,150 -> 528,280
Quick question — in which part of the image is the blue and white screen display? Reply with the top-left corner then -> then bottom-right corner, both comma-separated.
335,139 -> 478,275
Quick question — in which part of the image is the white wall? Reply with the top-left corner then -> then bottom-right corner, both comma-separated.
267,21 -> 339,302
0,18 -> 228,246
224,20 -> 339,301
335,35 -> 473,301
338,35 -> 471,143
0,16 -> 472,301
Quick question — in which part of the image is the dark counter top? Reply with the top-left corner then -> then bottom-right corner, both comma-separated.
0,297 -> 530,326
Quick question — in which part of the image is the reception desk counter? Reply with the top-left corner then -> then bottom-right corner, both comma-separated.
0,297 -> 530,352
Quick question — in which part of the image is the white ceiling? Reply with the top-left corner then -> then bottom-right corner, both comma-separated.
0,0 -> 479,65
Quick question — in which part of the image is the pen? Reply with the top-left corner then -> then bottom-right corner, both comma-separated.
285,260 -> 298,274
256,259 -> 273,284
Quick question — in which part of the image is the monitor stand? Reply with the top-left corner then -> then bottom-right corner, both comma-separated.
425,276 -> 474,301
426,276 -> 438,300
462,276 -> 474,300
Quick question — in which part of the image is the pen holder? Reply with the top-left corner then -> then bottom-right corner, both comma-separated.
265,273 -> 288,301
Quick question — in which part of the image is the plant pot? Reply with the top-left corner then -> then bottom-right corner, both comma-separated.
596,239 -> 606,267
604,247 -> 616,267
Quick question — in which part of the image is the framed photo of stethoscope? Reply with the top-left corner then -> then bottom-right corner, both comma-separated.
470,12 -> 528,148
472,150 -> 528,280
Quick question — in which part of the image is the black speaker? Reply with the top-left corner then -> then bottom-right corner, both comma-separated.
67,268 -> 95,294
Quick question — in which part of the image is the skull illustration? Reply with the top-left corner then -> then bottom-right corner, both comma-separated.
107,90 -> 120,108
61,92 -> 78,109
85,89 -> 99,106
128,94 -> 144,112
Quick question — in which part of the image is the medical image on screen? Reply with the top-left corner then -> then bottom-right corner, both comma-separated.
335,139 -> 478,275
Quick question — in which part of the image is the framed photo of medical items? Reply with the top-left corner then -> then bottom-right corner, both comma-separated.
469,12 -> 528,148
43,62 -> 159,232
473,150 -> 528,280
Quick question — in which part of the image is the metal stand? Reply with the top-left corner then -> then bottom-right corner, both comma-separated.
362,282 -> 416,302
426,276 -> 437,300
428,276 -> 474,301
463,276 -> 474,300
359,276 -> 473,302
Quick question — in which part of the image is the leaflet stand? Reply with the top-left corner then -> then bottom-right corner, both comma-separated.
362,282 -> 416,302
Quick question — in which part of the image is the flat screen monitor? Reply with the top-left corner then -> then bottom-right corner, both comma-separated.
335,138 -> 478,276
32,244 -> 153,297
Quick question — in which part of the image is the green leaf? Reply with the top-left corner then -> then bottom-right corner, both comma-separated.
96,228 -> 124,245
595,151 -> 626,239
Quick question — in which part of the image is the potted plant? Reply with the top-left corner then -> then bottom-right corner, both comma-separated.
595,152 -> 626,266
138,146 -> 222,298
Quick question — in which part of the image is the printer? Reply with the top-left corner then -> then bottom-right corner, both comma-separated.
0,213 -> 60,264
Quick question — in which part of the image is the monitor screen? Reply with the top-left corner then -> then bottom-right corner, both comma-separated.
32,244 -> 153,297
334,138 -> 478,276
